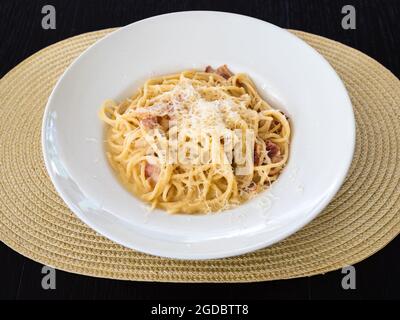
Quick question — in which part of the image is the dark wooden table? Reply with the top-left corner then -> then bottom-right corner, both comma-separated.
1,0 -> 399,300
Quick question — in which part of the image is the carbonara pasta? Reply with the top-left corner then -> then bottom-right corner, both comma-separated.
99,65 -> 290,214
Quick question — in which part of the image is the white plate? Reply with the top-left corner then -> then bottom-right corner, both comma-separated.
42,11 -> 355,260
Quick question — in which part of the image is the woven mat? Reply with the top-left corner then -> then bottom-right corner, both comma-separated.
1,29 -> 399,282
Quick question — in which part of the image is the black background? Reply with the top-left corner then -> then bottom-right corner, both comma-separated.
1,0 -> 399,300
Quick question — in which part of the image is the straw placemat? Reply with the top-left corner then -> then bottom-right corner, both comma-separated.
0,28 -> 399,282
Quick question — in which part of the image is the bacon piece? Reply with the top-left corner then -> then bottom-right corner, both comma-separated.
247,181 -> 257,192
266,140 -> 279,158
254,143 -> 262,166
271,154 -> 283,163
216,64 -> 234,79
140,116 -> 158,129
205,65 -> 215,73
159,116 -> 170,131
145,162 -> 160,183
266,140 -> 283,163
204,65 -> 234,79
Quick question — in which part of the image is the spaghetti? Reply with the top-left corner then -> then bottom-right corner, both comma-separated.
99,65 -> 290,214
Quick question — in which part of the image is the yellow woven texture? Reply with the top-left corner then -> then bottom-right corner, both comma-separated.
0,29 -> 399,282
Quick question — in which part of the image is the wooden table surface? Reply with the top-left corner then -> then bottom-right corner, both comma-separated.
0,0 -> 399,300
